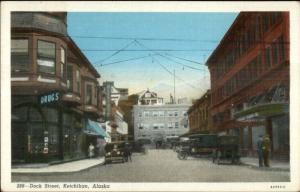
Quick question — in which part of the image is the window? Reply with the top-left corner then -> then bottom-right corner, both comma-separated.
278,36 -> 286,62
153,124 -> 159,130
168,111 -> 173,117
159,111 -> 164,117
11,39 -> 29,72
265,46 -> 272,68
144,111 -> 150,117
60,47 -> 66,79
174,111 -> 178,117
153,111 -> 158,117
272,41 -> 279,65
66,65 -> 73,91
175,122 -> 179,129
37,40 -> 56,74
263,14 -> 270,32
85,84 -> 92,105
159,124 -> 165,129
76,69 -> 80,93
168,123 -> 173,129
138,124 -> 143,129
138,112 -> 142,117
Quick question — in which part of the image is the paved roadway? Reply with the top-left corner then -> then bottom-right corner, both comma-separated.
12,149 -> 289,182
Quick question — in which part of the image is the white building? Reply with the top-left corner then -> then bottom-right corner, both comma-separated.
138,89 -> 163,105
133,104 -> 190,142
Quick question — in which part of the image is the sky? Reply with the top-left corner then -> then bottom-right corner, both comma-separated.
68,12 -> 238,103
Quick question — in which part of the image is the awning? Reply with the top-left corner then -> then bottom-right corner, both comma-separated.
83,119 -> 109,138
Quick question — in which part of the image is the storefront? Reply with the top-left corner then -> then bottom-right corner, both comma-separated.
11,94 -> 87,164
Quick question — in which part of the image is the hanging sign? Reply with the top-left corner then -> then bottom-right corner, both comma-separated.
38,91 -> 60,105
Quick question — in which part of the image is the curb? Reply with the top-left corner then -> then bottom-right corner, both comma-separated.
240,162 -> 290,172
12,159 -> 105,175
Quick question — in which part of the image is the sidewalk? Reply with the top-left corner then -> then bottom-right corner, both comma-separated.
12,157 -> 105,173
240,157 -> 290,172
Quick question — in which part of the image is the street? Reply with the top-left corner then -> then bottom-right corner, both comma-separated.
12,149 -> 289,182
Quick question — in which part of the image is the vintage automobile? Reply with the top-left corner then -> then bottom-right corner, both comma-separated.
104,142 -> 126,164
212,135 -> 240,164
177,134 -> 218,160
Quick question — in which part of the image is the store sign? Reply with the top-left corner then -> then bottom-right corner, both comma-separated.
39,91 -> 60,105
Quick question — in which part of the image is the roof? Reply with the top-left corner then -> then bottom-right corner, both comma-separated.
205,12 -> 244,67
67,36 -> 100,78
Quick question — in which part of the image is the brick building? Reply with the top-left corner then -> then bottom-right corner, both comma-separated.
11,12 -> 105,163
187,90 -> 213,134
206,12 -> 289,159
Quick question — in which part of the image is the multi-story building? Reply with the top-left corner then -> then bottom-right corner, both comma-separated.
187,90 -> 213,134
11,12 -> 105,163
206,12 -> 289,159
102,81 -> 128,122
133,104 -> 190,142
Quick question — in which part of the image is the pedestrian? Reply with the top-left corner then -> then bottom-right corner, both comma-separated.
127,145 -> 132,162
88,143 -> 95,158
262,134 -> 271,167
256,135 -> 263,167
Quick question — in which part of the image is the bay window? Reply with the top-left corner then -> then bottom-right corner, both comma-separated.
76,69 -> 80,93
66,64 -> 73,91
37,40 -> 56,74
60,47 -> 66,79
11,39 -> 29,72
85,84 -> 92,105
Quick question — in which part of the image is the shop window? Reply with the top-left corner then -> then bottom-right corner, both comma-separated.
46,108 -> 59,123
67,64 -> 73,91
29,123 -> 45,154
85,84 -> 92,105
48,124 -> 59,154
29,107 -> 43,122
37,40 -> 56,75
60,47 -> 66,79
11,39 -> 29,72
12,106 -> 28,121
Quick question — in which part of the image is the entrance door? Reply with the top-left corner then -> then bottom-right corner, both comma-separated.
12,122 -> 27,163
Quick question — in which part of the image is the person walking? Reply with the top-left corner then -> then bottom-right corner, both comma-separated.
256,135 -> 264,167
88,143 -> 95,158
262,134 -> 271,167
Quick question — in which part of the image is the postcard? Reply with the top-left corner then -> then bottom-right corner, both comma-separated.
1,1 -> 300,192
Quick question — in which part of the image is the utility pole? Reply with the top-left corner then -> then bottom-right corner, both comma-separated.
173,69 -> 176,104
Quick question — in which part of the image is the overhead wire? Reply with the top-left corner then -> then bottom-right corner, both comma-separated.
93,40 -> 136,65
134,40 -> 205,71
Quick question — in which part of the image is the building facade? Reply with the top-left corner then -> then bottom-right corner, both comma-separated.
187,90 -> 213,134
102,81 -> 128,122
206,12 -> 289,159
133,104 -> 190,142
11,12 -> 104,163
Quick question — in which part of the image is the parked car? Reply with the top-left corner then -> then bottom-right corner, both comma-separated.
212,135 -> 240,164
177,134 -> 218,160
104,142 -> 126,164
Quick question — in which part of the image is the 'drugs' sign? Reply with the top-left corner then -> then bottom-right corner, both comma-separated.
38,91 -> 60,105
